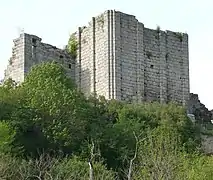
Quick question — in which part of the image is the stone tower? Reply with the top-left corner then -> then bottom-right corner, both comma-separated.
74,10 -> 190,105
4,10 -> 190,105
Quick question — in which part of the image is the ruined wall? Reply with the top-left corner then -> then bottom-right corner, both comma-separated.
115,15 -> 189,104
75,27 -> 92,97
106,10 -> 189,104
143,28 -> 161,103
4,34 -> 25,83
201,135 -> 213,155
76,11 -> 113,99
4,10 -> 190,105
117,12 -> 142,102
166,31 -> 189,104
4,33 -> 75,83
73,10 -> 189,104
188,93 -> 212,123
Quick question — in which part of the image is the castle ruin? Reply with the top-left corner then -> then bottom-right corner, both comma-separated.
4,10 -> 190,105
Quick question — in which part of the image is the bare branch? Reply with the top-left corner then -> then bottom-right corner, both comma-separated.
31,175 -> 42,180
46,171 -> 53,180
127,131 -> 138,180
89,141 -> 95,180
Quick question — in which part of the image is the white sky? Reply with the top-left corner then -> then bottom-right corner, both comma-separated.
0,0 -> 212,109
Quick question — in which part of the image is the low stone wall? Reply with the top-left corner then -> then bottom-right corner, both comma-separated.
201,135 -> 213,155
188,93 -> 212,123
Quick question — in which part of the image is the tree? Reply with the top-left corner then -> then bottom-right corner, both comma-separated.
50,156 -> 116,180
99,102 -> 199,177
133,125 -> 183,180
18,62 -> 90,154
0,62 -> 206,179
0,121 -> 16,154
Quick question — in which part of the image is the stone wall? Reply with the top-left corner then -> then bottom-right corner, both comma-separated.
75,10 -> 189,104
4,10 -> 190,105
118,12 -> 142,102
75,12 -> 112,98
166,31 -> 189,104
201,135 -> 213,155
4,34 -> 25,83
4,33 -> 75,83
75,13 -> 110,98
188,93 -> 212,123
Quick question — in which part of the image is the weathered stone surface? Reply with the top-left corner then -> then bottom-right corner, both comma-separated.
4,34 -> 75,84
201,135 -> 213,155
188,93 -> 212,123
74,10 -> 189,105
4,10 -> 190,106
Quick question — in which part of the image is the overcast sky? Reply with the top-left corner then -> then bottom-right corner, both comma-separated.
1,0 -> 213,109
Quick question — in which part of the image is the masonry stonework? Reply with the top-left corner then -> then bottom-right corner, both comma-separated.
74,10 -> 189,105
4,34 -> 75,84
4,10 -> 190,105
188,93 -> 212,123
4,34 -> 25,83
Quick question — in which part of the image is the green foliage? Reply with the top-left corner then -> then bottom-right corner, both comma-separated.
20,62 -> 91,153
50,156 -> 116,180
9,58 -> 12,65
0,78 -> 19,106
0,62 -> 210,179
2,78 -> 17,89
156,25 -> 161,34
0,121 -> 16,154
155,26 -> 161,39
133,126 -> 182,179
175,32 -> 184,42
9,106 -> 50,156
96,14 -> 105,31
131,125 -> 212,180
184,155 -> 213,180
0,154 -> 116,180
99,102 -> 199,178
67,34 -> 78,59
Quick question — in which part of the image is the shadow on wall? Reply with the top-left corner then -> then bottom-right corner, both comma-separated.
79,67 -> 91,97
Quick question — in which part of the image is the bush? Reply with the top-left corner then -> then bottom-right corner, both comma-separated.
0,154 -> 116,180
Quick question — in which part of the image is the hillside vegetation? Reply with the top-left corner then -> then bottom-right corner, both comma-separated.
0,62 -> 213,180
